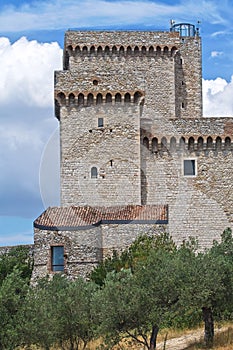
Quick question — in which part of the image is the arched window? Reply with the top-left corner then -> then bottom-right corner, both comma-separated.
215,136 -> 222,151
188,137 -> 195,151
152,137 -> 158,153
87,93 -> 94,106
134,46 -> 139,56
106,93 -> 112,103
126,46 -> 132,55
115,93 -> 121,103
91,167 -> 98,179
197,136 -> 203,150
207,136 -> 213,149
163,46 -> 169,55
97,46 -> 103,55
96,93 -> 103,105
156,46 -> 161,56
161,137 -> 167,151
119,46 -> 124,55
124,93 -> 131,103
82,46 -> 88,54
112,46 -> 117,55
134,91 -> 141,104
90,46 -> 95,55
105,46 -> 110,55
171,46 -> 177,56
57,92 -> 66,106
149,46 -> 154,56
78,93 -> 84,106
67,45 -> 73,56
68,93 -> 75,105
143,137 -> 149,149
141,46 -> 147,55
179,136 -> 185,150
75,46 -> 81,55
170,137 -> 176,152
225,137 -> 231,150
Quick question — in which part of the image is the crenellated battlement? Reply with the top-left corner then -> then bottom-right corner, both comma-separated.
65,44 -> 178,61
141,134 -> 232,155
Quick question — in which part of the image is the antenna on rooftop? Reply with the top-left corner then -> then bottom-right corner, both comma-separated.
170,19 -> 175,30
196,20 -> 201,36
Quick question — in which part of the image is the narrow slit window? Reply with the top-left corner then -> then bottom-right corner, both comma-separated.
184,160 -> 196,176
51,246 -> 64,272
91,167 -> 98,178
98,118 -> 103,127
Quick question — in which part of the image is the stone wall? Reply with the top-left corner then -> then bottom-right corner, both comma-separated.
32,223 -> 166,281
32,227 -> 102,280
141,134 -> 233,248
59,104 -> 141,206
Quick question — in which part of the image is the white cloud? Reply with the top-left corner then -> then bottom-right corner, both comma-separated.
211,51 -> 223,58
203,77 -> 233,117
0,36 -> 62,217
0,36 -> 62,106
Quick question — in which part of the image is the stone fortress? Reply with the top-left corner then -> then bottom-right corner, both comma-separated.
31,23 -> 233,280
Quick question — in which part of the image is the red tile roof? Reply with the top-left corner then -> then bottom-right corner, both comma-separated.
34,205 -> 168,230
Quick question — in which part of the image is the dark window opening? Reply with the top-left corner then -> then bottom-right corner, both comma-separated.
87,93 -> 94,106
184,160 -> 196,176
143,137 -> 149,149
98,118 -> 104,127
207,136 -> 213,149
115,93 -> 122,103
91,167 -> 98,178
51,246 -> 64,272
124,93 -> 131,103
152,137 -> 158,153
78,93 -> 84,106
106,93 -> 112,103
96,93 -> 103,105
197,136 -> 204,150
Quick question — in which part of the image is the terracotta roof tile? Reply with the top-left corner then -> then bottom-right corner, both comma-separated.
34,205 -> 168,230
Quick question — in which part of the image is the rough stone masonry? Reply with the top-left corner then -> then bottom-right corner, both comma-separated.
31,23 -> 233,281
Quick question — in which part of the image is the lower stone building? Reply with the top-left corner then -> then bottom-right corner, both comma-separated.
32,205 -> 167,280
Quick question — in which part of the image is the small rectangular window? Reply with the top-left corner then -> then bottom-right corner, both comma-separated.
51,246 -> 64,272
98,118 -> 103,127
184,159 -> 196,176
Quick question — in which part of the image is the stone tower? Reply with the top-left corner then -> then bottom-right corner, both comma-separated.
32,23 -> 233,281
54,24 -> 202,208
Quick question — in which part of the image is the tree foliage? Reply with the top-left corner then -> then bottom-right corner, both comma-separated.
0,246 -> 33,349
18,274 -> 98,350
0,231 -> 232,349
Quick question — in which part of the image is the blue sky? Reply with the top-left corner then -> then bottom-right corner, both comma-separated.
1,0 -> 233,246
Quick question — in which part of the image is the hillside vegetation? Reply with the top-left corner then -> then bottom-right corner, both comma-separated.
0,229 -> 232,350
